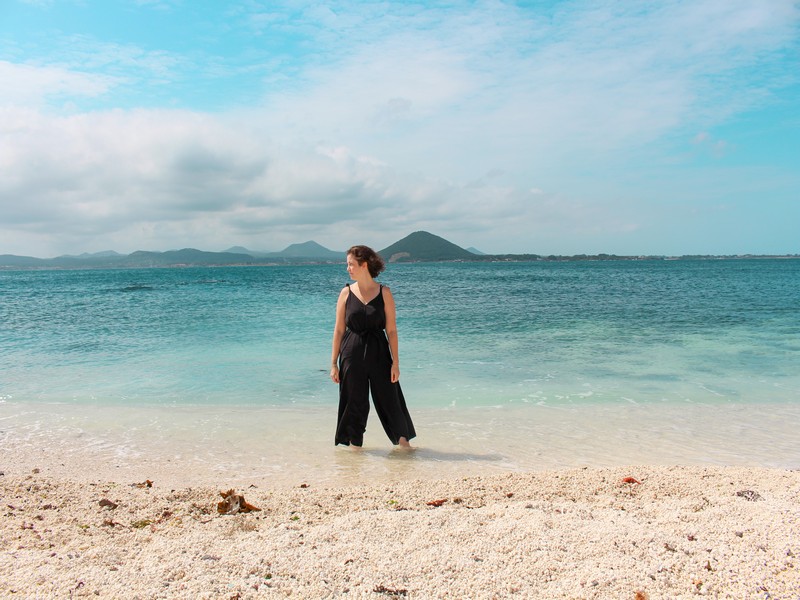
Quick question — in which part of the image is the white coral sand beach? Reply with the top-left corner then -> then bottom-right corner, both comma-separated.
1,464 -> 798,599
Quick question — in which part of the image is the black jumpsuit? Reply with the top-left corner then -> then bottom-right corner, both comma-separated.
335,284 -> 416,446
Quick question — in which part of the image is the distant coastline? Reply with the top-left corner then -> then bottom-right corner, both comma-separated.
1,230 -> 797,270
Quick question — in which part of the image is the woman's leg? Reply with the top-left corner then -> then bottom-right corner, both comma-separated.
370,376 -> 416,446
335,359 -> 370,446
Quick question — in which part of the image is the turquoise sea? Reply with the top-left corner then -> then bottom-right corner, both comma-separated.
1,260 -> 799,486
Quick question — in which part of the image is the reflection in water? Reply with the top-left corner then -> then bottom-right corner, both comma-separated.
329,445 -> 509,486
386,447 -> 505,463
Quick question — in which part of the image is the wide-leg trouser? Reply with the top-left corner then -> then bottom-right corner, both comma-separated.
335,345 -> 416,446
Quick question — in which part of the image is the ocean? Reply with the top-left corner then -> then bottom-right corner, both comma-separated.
1,259 -> 798,486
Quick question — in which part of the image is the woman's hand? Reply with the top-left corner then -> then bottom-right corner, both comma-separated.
384,287 -> 401,385
330,366 -> 340,384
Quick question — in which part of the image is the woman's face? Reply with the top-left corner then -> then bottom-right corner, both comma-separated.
346,254 -> 367,279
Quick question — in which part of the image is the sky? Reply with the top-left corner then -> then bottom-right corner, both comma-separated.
1,0 -> 798,257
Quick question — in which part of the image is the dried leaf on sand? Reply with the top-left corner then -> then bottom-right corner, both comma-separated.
217,489 -> 262,514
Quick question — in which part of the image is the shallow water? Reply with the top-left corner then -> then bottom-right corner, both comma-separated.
2,401 -> 798,488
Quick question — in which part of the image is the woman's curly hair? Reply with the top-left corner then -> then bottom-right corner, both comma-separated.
348,245 -> 386,278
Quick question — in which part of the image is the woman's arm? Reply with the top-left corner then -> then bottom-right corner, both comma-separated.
330,287 -> 348,383
383,286 -> 401,383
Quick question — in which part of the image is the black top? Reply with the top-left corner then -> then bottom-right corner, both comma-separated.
340,284 -> 390,364
344,284 -> 386,333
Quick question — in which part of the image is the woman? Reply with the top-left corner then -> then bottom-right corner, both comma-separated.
330,245 -> 416,448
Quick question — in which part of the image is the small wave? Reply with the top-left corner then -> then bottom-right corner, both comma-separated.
176,280 -> 231,286
523,374 -> 555,382
454,360 -> 502,365
695,383 -> 726,397
120,284 -> 155,292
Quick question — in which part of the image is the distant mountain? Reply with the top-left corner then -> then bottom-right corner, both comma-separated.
0,254 -> 45,267
124,248 -> 257,266
275,241 -> 341,259
224,246 -> 262,255
0,253 -> 128,268
0,244 -> 341,269
8,232 -> 764,270
223,241 -> 341,259
1,234 -> 471,268
58,250 -> 124,259
379,231 -> 475,262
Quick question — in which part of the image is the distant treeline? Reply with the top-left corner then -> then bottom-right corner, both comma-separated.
469,254 -> 800,262
2,229 -> 797,270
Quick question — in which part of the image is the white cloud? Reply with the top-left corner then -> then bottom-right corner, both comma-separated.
1,0 -> 798,256
247,0 -> 799,187
2,99 -> 633,255
0,60 -> 115,107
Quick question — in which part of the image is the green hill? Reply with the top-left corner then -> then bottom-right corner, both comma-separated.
124,249 -> 256,266
275,241 -> 341,259
379,231 -> 475,262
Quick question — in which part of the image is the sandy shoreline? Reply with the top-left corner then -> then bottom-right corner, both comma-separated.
2,402 -> 799,597
4,401 -> 800,491
2,465 -> 798,599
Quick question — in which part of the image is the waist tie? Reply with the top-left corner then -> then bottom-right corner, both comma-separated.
348,328 -> 385,361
